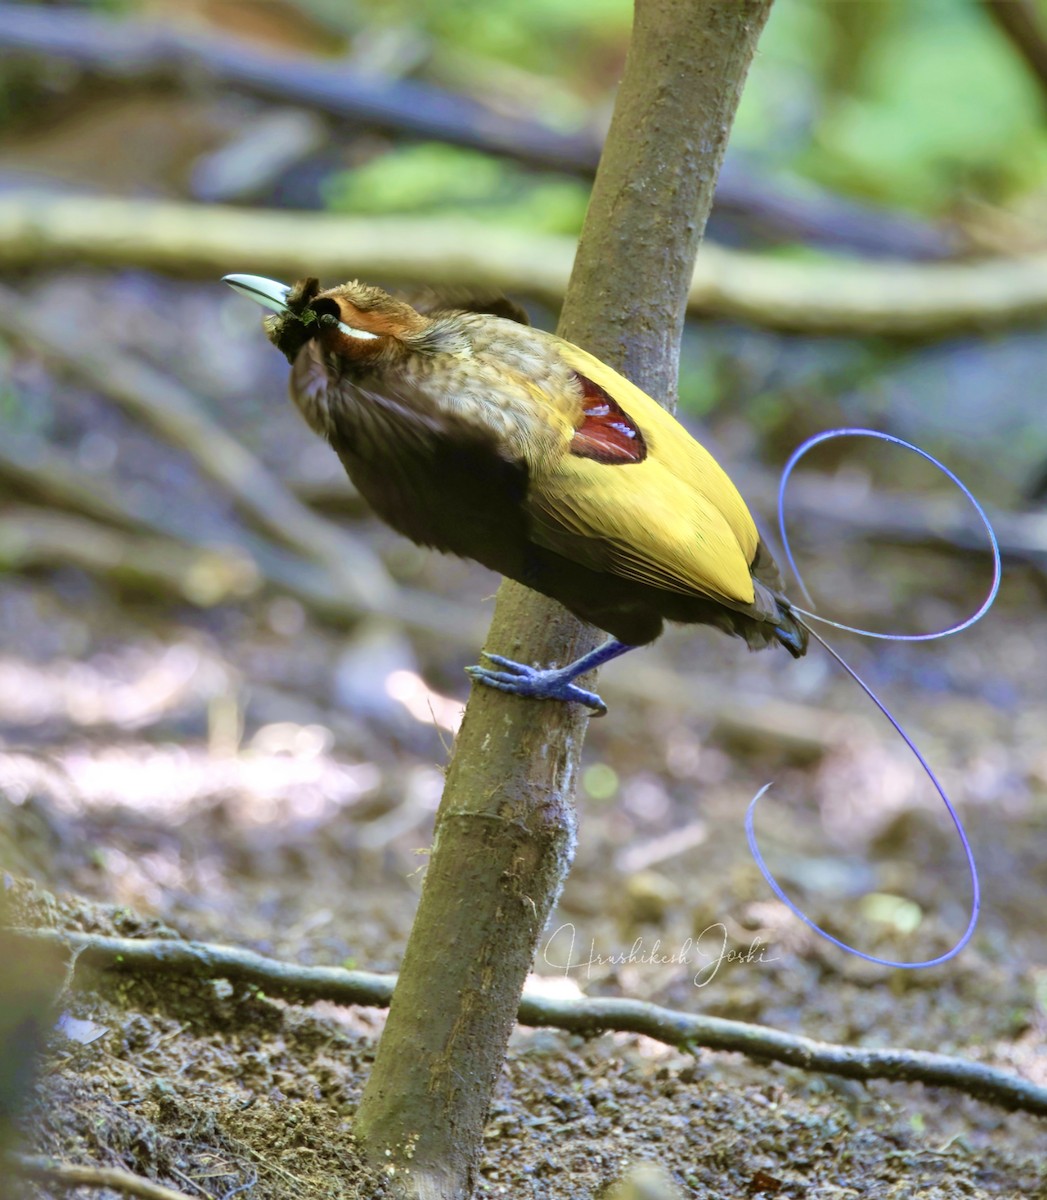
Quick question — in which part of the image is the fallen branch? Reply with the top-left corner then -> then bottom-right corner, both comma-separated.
0,1 -> 598,177
12,928 -> 1047,1117
0,432 -> 1002,758
15,927 -> 397,1005
9,1154 -> 195,1200
0,506 -> 479,644
0,282 -> 394,612
0,194 -> 1042,337
0,503 -> 856,754
0,2 -> 959,259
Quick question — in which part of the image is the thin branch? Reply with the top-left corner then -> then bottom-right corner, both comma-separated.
12,928 -> 1047,1117
352,5 -> 777,1194
519,993 -> 1047,1117
14,927 -> 398,1006
9,1154 -> 196,1200
0,195 -> 1043,337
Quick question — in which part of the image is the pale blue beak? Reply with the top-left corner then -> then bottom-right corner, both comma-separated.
222,273 -> 379,340
222,273 -> 292,315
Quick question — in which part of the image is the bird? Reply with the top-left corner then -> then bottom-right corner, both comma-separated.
223,273 -> 807,714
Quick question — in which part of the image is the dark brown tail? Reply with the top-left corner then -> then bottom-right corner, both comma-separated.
774,604 -> 808,658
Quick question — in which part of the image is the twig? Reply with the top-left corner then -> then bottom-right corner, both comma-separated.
11,928 -> 1047,1117
12,927 -> 398,1005
9,1154 -> 196,1200
0,194 -> 1041,337
0,282 -> 393,613
0,2 -> 959,259
518,993 -> 1047,1117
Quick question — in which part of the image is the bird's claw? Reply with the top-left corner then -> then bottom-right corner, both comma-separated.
466,652 -> 608,716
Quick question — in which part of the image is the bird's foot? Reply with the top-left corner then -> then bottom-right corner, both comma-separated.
465,652 -> 608,716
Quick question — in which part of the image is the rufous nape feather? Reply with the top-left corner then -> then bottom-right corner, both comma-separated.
223,273 -> 806,713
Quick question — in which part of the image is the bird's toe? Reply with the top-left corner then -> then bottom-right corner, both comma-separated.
466,657 -> 607,714
477,652 -> 534,675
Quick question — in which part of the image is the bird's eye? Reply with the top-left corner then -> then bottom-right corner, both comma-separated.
310,298 -> 340,320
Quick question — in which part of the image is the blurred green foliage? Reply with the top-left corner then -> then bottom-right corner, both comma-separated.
359,0 -> 631,77
326,0 -> 1047,231
69,0 -> 135,11
295,0 -> 1047,462
70,0 -> 1047,221
324,144 -> 590,234
737,0 -> 1047,211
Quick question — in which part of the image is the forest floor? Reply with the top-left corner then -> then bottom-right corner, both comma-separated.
1,271 -> 1045,1200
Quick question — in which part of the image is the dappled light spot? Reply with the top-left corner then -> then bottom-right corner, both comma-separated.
250,721 -> 334,759
522,973 -> 583,1002
0,742 -> 380,827
0,643 -> 225,729
384,669 -> 463,733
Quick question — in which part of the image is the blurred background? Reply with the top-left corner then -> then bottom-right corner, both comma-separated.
1,1 -> 1046,1194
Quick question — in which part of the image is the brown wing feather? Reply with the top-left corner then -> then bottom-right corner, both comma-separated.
405,288 -> 531,325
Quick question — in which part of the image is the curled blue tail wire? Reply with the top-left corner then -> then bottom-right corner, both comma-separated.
748,428 -> 1002,969
778,428 -> 1002,636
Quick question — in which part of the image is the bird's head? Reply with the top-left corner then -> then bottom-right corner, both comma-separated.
223,273 -> 456,435
223,273 -> 431,367
224,272 -> 535,440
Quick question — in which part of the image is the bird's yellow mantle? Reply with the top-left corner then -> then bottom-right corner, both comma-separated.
225,273 -> 806,661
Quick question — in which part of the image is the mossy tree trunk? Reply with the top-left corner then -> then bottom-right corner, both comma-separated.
353,2 -> 775,1197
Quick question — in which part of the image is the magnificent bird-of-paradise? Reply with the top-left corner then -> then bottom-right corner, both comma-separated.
225,272 -> 1001,968
223,273 -> 806,713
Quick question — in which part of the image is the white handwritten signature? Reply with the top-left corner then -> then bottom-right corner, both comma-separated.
541,922 -> 778,988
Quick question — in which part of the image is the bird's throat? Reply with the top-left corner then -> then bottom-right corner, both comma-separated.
289,340 -> 337,437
